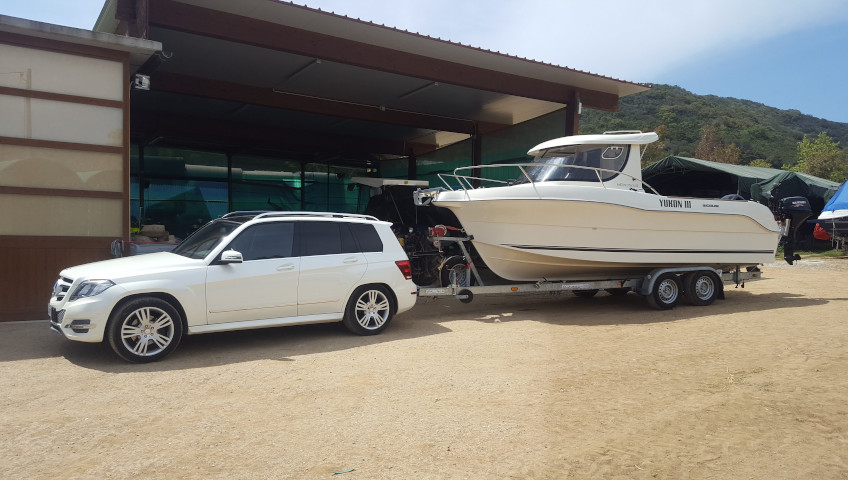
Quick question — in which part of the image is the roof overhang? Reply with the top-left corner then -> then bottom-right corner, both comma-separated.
0,14 -> 161,71
92,0 -> 650,164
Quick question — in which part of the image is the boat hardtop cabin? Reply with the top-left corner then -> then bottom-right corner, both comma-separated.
520,130 -> 659,192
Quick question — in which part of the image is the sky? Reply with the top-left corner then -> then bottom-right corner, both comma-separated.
3,0 -> 847,123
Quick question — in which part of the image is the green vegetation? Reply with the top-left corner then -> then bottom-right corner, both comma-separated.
776,247 -> 848,259
789,132 -> 847,181
581,84 -> 848,179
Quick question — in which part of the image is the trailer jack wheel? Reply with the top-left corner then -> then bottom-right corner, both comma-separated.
457,289 -> 474,304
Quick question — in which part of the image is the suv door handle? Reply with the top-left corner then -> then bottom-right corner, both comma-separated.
276,264 -> 296,271
343,257 -> 359,264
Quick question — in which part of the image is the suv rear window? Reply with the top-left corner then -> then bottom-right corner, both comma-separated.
349,223 -> 383,252
295,221 -> 384,256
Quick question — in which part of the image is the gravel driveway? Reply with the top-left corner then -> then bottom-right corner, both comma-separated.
2,259 -> 847,479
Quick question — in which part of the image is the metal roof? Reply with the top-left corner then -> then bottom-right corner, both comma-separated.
0,14 -> 161,70
93,0 -> 651,165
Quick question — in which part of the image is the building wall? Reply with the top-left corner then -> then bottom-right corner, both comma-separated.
0,32 -> 130,321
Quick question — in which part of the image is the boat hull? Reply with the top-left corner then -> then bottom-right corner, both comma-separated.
817,210 -> 848,237
434,184 -> 781,281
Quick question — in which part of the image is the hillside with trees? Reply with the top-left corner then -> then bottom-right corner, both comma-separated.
580,84 -> 848,181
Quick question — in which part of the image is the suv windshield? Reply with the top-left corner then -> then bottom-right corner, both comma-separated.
516,144 -> 630,184
172,219 -> 243,259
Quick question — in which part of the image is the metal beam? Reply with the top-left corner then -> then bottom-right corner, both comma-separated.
130,110 -> 437,158
147,0 -> 620,112
151,72 -> 502,135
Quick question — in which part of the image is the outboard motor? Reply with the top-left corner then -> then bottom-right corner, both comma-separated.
776,196 -> 812,264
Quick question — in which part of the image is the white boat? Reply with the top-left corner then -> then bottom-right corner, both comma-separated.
414,131 -> 784,281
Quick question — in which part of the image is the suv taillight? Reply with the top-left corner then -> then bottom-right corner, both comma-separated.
395,260 -> 413,280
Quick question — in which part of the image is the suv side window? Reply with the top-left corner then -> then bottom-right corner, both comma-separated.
296,222 -> 343,256
294,221 -> 384,256
227,222 -> 294,261
350,223 -> 383,252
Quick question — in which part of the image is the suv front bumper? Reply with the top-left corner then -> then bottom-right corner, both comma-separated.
48,286 -> 126,343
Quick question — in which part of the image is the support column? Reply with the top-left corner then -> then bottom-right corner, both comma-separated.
471,126 -> 482,187
407,154 -> 417,180
138,143 -> 146,224
565,90 -> 581,136
300,163 -> 306,210
226,152 -> 233,212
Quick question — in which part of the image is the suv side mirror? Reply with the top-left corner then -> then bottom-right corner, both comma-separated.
220,250 -> 243,264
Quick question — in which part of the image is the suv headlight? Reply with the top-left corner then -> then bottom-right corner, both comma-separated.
69,280 -> 116,302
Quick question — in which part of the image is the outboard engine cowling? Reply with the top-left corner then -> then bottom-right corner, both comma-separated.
776,196 -> 812,264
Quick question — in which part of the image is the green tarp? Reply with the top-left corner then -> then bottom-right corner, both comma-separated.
750,171 -> 840,212
642,156 -> 840,213
642,156 -> 785,199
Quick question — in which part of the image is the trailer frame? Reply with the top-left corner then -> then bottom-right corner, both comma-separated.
417,235 -> 764,309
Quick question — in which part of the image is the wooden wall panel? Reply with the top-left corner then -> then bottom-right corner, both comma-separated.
0,236 -> 113,322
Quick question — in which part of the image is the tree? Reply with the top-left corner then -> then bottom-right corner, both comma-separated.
791,132 -> 846,181
641,125 -> 668,168
695,126 -> 740,164
747,159 -> 773,169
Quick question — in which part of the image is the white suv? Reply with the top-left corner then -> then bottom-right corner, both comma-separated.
49,212 -> 417,363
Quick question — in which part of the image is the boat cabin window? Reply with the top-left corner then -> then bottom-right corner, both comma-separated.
517,144 -> 631,184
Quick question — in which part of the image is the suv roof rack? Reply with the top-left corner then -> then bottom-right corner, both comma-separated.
221,211 -> 379,221
221,210 -> 272,218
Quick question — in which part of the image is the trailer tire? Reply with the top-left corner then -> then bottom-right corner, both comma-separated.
646,273 -> 681,310
683,271 -> 721,306
457,289 -> 474,304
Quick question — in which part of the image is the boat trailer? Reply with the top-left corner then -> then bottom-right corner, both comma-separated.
416,235 -> 764,310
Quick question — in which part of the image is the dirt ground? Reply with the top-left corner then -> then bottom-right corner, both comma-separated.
2,259 -> 847,479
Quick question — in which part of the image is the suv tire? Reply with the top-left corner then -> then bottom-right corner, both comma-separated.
343,285 -> 395,335
107,297 -> 184,363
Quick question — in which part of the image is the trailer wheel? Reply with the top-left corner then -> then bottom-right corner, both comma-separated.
683,271 -> 721,306
646,273 -> 681,310
457,289 -> 474,304
573,289 -> 599,298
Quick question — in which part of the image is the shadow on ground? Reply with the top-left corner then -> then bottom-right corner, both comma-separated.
0,287 -> 835,371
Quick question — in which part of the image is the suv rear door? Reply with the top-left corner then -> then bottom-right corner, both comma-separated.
296,221 -> 367,316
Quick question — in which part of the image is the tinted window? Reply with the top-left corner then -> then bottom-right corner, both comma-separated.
516,145 -> 630,184
350,223 -> 383,252
227,223 -> 294,261
340,223 -> 359,254
172,219 -> 242,259
297,222 -> 342,256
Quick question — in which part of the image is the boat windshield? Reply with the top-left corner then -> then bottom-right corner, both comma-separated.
515,144 -> 631,184
172,219 -> 243,259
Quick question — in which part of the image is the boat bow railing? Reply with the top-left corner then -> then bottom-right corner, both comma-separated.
436,163 -> 661,198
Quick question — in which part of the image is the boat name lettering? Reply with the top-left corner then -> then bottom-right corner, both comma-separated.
703,203 -> 719,208
659,199 -> 692,208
